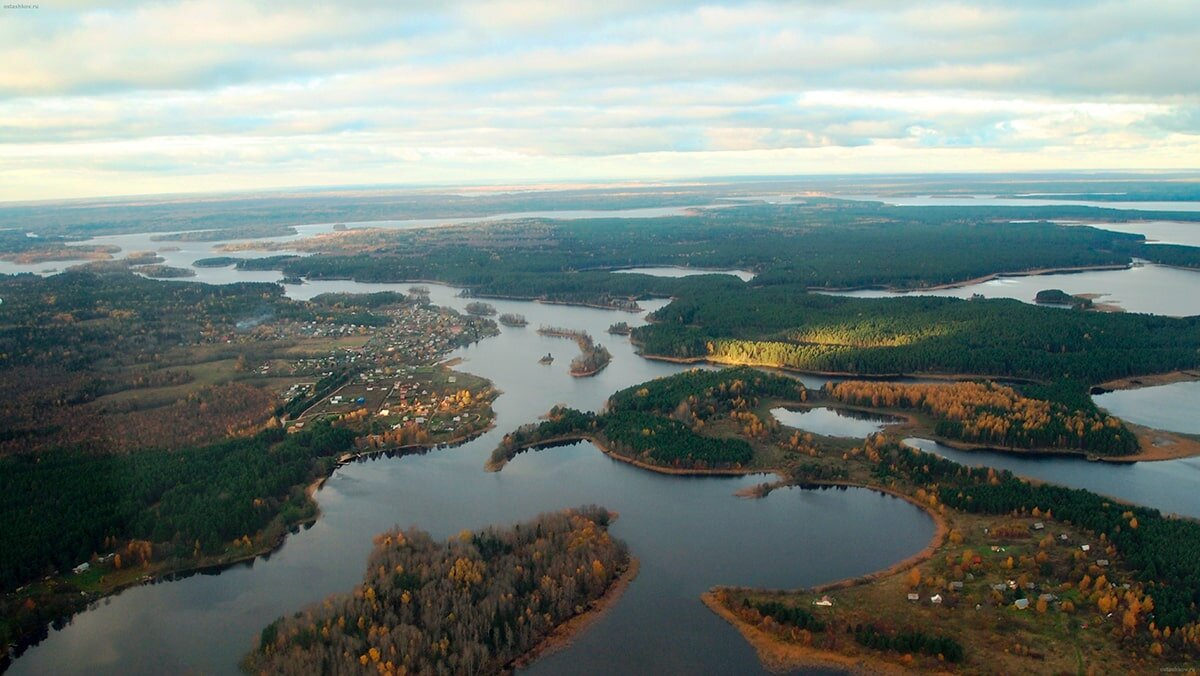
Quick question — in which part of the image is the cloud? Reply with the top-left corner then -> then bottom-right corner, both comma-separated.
0,0 -> 1196,200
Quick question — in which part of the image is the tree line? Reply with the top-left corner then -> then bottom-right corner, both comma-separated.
245,507 -> 630,675
633,288 -> 1200,385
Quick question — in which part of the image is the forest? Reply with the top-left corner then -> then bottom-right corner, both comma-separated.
633,288 -> 1200,385
0,422 -> 356,593
826,380 -> 1138,455
492,369 -> 806,470
218,199 -> 1184,305
245,507 -> 631,675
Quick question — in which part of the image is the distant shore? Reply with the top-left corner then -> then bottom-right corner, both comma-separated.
806,262 -> 1132,294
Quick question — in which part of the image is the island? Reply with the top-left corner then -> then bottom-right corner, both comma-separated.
244,507 -> 634,675
1034,288 -> 1094,309
486,367 -> 1200,673
192,256 -> 240,268
537,326 -> 612,377
607,321 -> 632,335
465,300 -> 497,316
498,312 -> 528,327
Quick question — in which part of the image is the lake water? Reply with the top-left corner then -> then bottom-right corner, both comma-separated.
905,438 -> 1200,520
10,226 -> 1200,674
819,262 -> 1200,316
10,284 -> 934,676
1061,220 -> 1200,247
771,407 -> 902,438
612,266 -> 756,282
1094,382 -> 1200,435
830,194 -> 1200,212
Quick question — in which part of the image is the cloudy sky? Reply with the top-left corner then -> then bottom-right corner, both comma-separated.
1,0 -> 1198,201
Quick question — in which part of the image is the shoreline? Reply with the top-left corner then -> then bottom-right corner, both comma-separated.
489,432 -> 771,477
505,558 -> 640,672
3,424 -> 495,666
697,478 -> 949,674
806,262 -> 1132,294
1096,369 -> 1200,392
742,480 -> 949,595
700,591 -> 904,675
636,351 -> 1043,384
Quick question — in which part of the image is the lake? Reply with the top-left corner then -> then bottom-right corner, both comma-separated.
1094,381 -> 1200,435
771,406 -> 903,438
9,241 -> 1200,674
829,194 -> 1200,212
905,438 -> 1200,519
611,266 -> 756,281
10,284 -> 933,675
819,262 -> 1200,316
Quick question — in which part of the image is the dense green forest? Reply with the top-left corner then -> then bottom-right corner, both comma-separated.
1136,243 -> 1200,269
492,369 -> 806,470
0,422 -> 355,593
606,366 -> 805,415
221,200 -> 1178,302
491,407 -> 753,470
245,507 -> 630,675
633,288 -> 1200,384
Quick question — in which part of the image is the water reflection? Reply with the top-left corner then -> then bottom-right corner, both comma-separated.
771,407 -> 902,438
11,281 -> 934,676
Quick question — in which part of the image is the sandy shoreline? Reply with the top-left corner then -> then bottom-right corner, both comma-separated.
506,558 -> 640,672
700,591 -> 906,674
1097,369 -> 1200,391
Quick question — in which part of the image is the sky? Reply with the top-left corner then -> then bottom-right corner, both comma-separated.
1,0 -> 1198,201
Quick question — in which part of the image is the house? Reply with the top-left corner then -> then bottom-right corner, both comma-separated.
907,593 -> 920,602
1014,598 -> 1030,610
1032,522 -> 1045,530
930,594 -> 943,604
813,595 -> 834,607
1081,544 -> 1091,552
72,562 -> 90,575
949,581 -> 964,591
1097,559 -> 1110,567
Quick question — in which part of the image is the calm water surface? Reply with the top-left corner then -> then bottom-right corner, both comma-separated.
771,407 -> 902,438
906,438 -> 1200,519
12,285 -> 934,676
10,227 -> 1200,674
820,263 -> 1200,316
1094,382 -> 1200,435
830,194 -> 1200,212
612,266 -> 756,282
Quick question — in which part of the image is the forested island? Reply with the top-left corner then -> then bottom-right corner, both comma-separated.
244,507 -> 633,675
489,368 -> 806,471
536,327 -> 613,376
1034,288 -> 1094,309
478,365 -> 1200,671
213,199 -> 1193,306
632,288 -> 1200,386
498,312 -> 527,327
